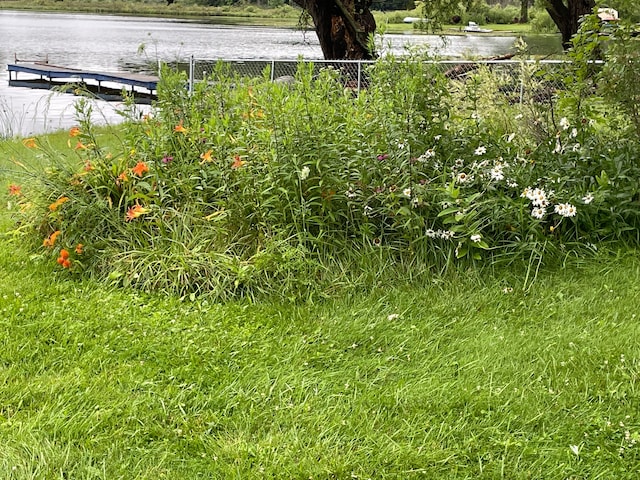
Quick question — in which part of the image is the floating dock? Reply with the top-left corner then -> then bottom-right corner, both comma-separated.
7,62 -> 159,103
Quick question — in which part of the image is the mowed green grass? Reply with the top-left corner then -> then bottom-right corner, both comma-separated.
1,135 -> 639,478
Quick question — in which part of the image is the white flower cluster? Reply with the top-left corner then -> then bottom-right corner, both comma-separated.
554,203 -> 577,217
417,149 -> 436,162
426,229 -> 455,240
299,165 -> 310,181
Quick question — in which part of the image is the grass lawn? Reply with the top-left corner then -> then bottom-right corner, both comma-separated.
1,135 -> 639,478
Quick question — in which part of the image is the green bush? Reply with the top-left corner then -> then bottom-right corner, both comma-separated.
10,44 -> 640,299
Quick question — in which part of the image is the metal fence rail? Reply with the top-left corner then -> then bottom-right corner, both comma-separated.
182,57 -> 575,104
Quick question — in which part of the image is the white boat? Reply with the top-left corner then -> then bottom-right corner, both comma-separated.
464,21 -> 493,33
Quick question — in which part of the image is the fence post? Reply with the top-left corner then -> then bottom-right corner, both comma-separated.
271,60 -> 275,82
189,55 -> 194,95
519,72 -> 524,105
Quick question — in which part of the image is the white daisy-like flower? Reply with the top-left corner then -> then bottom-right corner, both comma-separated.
531,207 -> 546,219
455,158 -> 465,168
456,172 -> 471,183
507,179 -> 518,188
402,187 -> 412,198
559,117 -> 570,130
554,203 -> 577,217
570,127 -> 578,138
434,135 -> 442,141
531,188 -> 549,207
470,234 -> 482,243
490,165 -> 505,182
418,149 -> 436,162
299,165 -> 310,181
441,230 -> 455,240
582,193 -> 594,204
521,187 -> 533,199
426,229 -> 437,238
474,146 -> 487,156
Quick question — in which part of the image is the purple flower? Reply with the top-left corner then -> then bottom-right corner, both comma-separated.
161,155 -> 174,164
377,154 -> 389,161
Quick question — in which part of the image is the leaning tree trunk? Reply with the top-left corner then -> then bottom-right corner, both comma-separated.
544,0 -> 596,49
292,0 -> 376,60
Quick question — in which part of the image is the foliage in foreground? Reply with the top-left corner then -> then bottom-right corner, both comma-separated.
7,18 -> 640,299
0,221 -> 639,478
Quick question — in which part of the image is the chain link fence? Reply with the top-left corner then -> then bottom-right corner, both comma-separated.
180,57 -> 575,104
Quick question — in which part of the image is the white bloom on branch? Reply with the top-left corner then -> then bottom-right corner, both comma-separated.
299,166 -> 310,181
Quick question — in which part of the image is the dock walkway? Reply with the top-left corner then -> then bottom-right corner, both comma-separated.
7,62 -> 159,102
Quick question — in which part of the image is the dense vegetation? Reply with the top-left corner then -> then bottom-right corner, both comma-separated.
5,12 -> 640,301
1,8 -> 639,479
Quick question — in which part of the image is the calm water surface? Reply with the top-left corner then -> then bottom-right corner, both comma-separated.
0,10 -> 560,136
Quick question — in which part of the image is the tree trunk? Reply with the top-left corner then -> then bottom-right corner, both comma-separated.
292,0 -> 376,59
544,0 -> 596,49
520,0 -> 528,23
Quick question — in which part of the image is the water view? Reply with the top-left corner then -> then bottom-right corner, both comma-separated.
0,10 -> 561,136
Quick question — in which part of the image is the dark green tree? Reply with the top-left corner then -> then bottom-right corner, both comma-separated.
292,0 -> 377,59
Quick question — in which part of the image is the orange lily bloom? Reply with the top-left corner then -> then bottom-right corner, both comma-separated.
231,155 -> 245,170
49,196 -> 69,212
69,126 -> 81,137
131,162 -> 149,177
22,137 -> 37,149
43,230 -> 61,247
8,184 -> 22,196
174,123 -> 187,134
125,204 -> 150,222
200,150 -> 213,163
117,171 -> 129,184
75,141 -> 87,150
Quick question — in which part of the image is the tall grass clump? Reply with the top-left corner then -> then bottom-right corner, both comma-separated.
8,19 -> 640,299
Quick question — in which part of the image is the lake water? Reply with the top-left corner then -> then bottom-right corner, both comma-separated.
0,10 -> 561,136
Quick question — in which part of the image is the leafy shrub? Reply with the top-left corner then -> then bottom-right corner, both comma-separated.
10,44 -> 640,299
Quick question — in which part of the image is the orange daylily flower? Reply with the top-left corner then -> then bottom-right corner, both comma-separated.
69,126 -> 81,137
174,122 -> 187,134
8,184 -> 22,196
43,230 -> 61,247
22,137 -> 37,149
57,250 -> 71,268
231,155 -> 245,170
125,204 -> 150,222
83,161 -> 94,172
75,141 -> 87,150
131,161 -> 149,177
75,243 -> 84,254
200,150 -> 213,163
49,196 -> 69,212
117,171 -> 129,184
